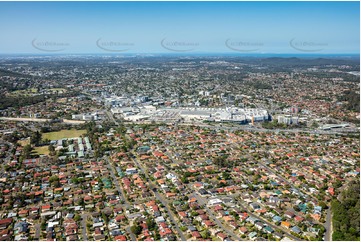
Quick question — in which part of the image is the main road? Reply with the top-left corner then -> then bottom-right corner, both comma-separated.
123,118 -> 357,136
105,110 -> 119,125
0,117 -> 85,124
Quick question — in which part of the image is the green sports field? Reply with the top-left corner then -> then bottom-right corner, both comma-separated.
42,129 -> 86,140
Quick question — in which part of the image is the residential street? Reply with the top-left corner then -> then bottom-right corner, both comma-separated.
132,157 -> 187,241
80,213 -> 89,241
324,207 -> 333,241
193,193 -> 243,241
104,156 -> 130,208
34,224 -> 40,240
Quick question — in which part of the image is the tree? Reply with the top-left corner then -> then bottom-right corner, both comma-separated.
48,144 -> 55,155
74,214 -> 81,222
49,175 -> 59,183
319,201 -> 328,210
102,212 -> 109,224
331,178 -> 360,241
200,230 -> 210,239
146,218 -> 156,230
311,121 -> 319,128
41,220 -> 47,230
130,224 -> 142,235
30,131 -> 42,146
71,177 -> 80,184
20,144 -> 32,161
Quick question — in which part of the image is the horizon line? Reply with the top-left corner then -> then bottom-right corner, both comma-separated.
0,52 -> 359,56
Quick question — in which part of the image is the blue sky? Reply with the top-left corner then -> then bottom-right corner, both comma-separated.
0,1 -> 359,54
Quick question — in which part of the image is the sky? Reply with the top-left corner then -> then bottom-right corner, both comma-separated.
0,1 -> 359,54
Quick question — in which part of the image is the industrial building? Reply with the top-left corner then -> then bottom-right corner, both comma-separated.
178,107 -> 269,124
114,103 -> 270,124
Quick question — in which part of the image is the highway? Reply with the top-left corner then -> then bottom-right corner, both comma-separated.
179,122 -> 355,136
105,110 -> 119,125
105,106 -> 358,136
0,117 -> 85,124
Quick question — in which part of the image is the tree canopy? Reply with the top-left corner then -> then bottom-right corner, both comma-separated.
332,178 -> 360,241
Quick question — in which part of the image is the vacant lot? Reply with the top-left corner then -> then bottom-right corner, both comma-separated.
33,146 -> 50,155
42,129 -> 86,140
17,138 -> 30,147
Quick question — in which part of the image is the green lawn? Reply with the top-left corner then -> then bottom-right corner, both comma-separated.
10,88 -> 38,96
33,146 -> 50,155
42,129 -> 86,140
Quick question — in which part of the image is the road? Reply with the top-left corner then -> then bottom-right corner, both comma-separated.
34,224 -> 40,240
188,122 -> 352,136
152,189 -> 187,241
163,152 -> 242,240
80,213 -> 89,241
125,226 -> 137,241
166,146 -> 305,241
105,110 -> 119,125
257,160 -> 314,199
125,119 -> 357,136
165,151 -> 243,240
103,156 -> 130,208
131,156 -> 187,241
0,117 -> 85,124
324,207 -> 332,241
232,194 -> 303,241
193,193 -> 243,241
104,156 -> 137,240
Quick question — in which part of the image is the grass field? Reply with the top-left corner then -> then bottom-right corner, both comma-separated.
10,88 -> 66,97
49,88 -> 67,93
42,129 -> 86,141
17,138 -> 30,146
10,88 -> 38,96
33,146 -> 50,155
